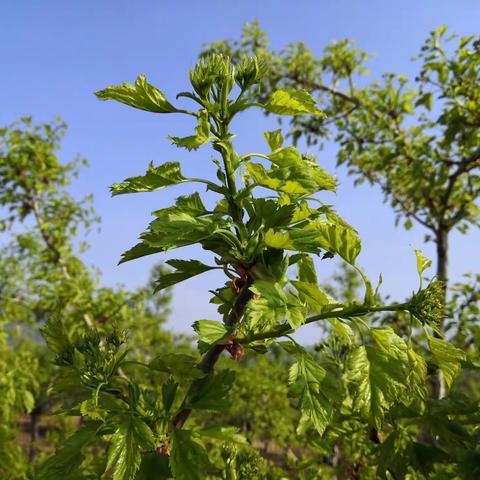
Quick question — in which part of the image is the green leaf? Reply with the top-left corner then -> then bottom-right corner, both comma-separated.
406,347 -> 428,409
265,219 -> 361,263
118,242 -> 163,265
170,109 -> 211,150
263,89 -> 324,116
20,390 -> 35,413
192,320 -> 230,345
327,318 -> 354,345
246,198 -> 295,230
414,249 -> 432,289
246,280 -> 306,331
110,161 -> 186,196
37,422 -> 100,480
186,369 -> 235,411
195,426 -> 247,445
281,341 -> 342,436
170,429 -> 211,480
154,259 -> 216,291
291,280 -> 335,313
40,312 -> 71,356
95,74 -> 178,113
142,212 -> 225,253
162,377 -> 178,413
428,337 -> 465,388
149,353 -> 204,381
264,129 -> 284,150
415,92 -> 433,111
152,192 -> 207,218
107,415 -> 155,480
296,255 -> 318,284
345,343 -> 408,430
309,219 -> 361,265
245,148 -> 336,195
371,327 -> 409,364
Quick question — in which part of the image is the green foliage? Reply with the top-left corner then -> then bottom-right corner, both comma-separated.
0,117 -> 176,479
202,24 -> 480,477
38,52 -> 449,480
1,35 -> 474,479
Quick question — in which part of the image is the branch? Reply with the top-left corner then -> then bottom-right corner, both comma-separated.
29,194 -> 94,328
172,277 -> 254,429
237,301 -> 411,344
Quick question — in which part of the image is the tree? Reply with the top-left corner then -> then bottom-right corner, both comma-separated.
0,117 -> 175,478
34,53 -> 458,480
203,22 -> 480,400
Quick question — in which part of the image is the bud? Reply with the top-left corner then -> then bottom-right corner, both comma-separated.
234,56 -> 267,90
408,280 -> 445,326
190,54 -> 235,99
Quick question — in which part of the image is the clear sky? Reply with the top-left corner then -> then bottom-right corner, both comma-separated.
2,1 -> 479,343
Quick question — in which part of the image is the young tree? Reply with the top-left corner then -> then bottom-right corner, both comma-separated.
35,54 -> 458,479
203,22 -> 480,399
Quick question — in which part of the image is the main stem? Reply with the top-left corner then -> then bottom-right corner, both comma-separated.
172,115 -> 249,430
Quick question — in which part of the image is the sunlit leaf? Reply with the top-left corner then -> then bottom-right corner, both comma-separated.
263,89 -> 325,116
96,74 -> 178,113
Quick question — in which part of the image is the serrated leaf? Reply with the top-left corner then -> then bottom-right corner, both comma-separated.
247,280 -> 306,331
245,158 -> 335,196
371,327 -> 409,364
264,89 -> 324,116
246,198 -> 295,230
170,429 -> 211,480
428,337 -> 465,388
142,212 -> 225,253
309,219 -> 361,265
291,280 -> 335,313
192,320 -> 230,345
265,218 -> 361,263
186,370 -> 235,411
296,255 -> 318,284
345,344 -> 408,430
149,353 -> 204,381
406,348 -> 428,409
162,377 -> 178,413
152,192 -> 207,218
118,242 -> 163,264
96,74 -> 177,113
155,259 -> 216,291
107,416 -> 155,480
281,341 -> 342,436
170,109 -> 211,150
111,161 -> 186,196
327,318 -> 354,345
37,422 -> 100,480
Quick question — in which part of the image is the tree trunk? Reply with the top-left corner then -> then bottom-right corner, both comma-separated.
432,227 -> 449,400
28,408 -> 40,462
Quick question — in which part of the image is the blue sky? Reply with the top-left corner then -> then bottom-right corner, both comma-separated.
2,1 -> 479,343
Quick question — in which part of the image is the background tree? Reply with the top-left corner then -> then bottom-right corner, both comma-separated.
0,117 -> 175,478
